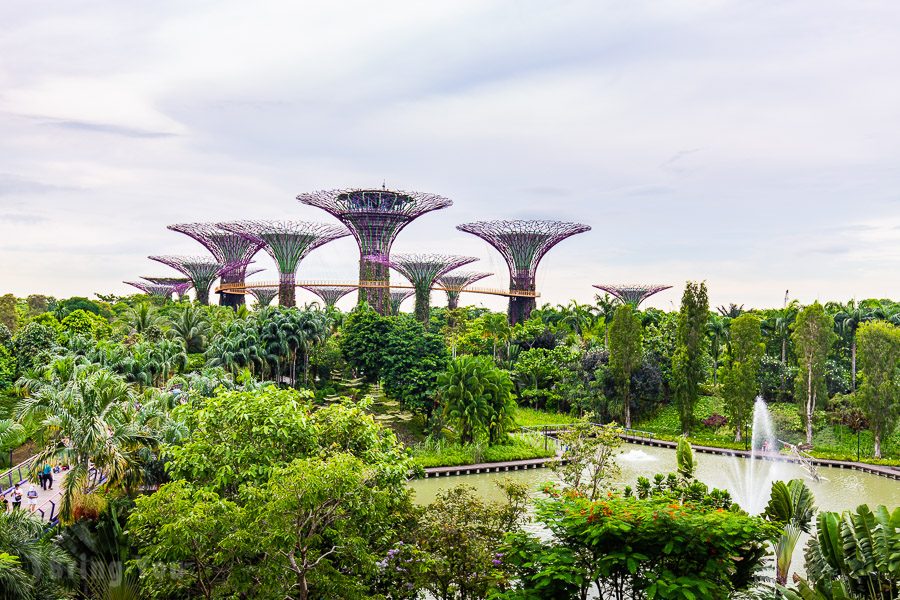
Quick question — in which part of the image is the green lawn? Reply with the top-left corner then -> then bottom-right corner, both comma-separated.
410,434 -> 557,468
514,406 -> 578,428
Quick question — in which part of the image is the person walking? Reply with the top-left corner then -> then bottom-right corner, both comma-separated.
41,463 -> 53,490
11,484 -> 22,510
26,484 -> 38,513
1,492 -> 8,513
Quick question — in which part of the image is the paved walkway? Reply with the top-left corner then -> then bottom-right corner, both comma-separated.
1,464 -> 69,522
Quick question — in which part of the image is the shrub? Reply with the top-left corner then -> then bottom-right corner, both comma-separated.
702,413 -> 728,428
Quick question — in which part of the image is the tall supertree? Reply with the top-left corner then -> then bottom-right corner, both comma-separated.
167,223 -> 265,310
219,221 -> 350,308
247,286 -> 279,308
438,271 -> 492,310
592,284 -> 671,308
298,188 -> 452,314
365,254 -> 478,325
300,285 -> 357,308
457,220 -> 591,324
148,256 -> 229,305
124,281 -> 176,300
389,289 -> 415,315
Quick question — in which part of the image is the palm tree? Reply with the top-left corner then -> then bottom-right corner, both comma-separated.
438,355 -> 515,445
763,300 -> 799,399
481,312 -> 511,363
707,314 -> 729,385
125,302 -> 164,337
16,365 -> 158,521
832,300 -> 875,392
764,479 -> 816,586
594,293 -> 618,348
0,510 -> 75,599
149,339 -> 188,386
168,305 -> 209,353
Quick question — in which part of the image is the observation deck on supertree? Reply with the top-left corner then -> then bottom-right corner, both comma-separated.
438,271 -> 493,310
300,285 -> 357,308
218,220 -> 350,308
592,284 -> 671,308
297,188 -> 452,315
365,253 -> 478,325
124,281 -> 177,300
389,289 -> 415,316
148,256 -> 229,305
141,276 -> 192,300
246,286 -> 279,308
456,219 -> 590,324
168,223 -> 266,310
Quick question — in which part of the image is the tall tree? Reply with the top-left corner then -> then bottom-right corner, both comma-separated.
721,313 -> 764,442
791,303 -> 836,445
672,281 -> 709,435
0,294 -> 17,333
856,321 -> 900,458
832,300 -> 875,392
706,313 -> 729,385
608,303 -> 642,428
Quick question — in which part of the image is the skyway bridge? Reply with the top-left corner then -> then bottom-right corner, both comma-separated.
216,280 -> 540,299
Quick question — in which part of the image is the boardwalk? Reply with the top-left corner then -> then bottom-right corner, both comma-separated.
1,460 -> 69,522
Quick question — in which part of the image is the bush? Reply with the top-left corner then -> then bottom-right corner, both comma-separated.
702,413 -> 728,429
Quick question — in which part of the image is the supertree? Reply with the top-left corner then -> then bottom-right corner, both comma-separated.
299,285 -> 357,308
365,253 -> 478,325
298,188 -> 452,314
246,286 -> 279,308
456,220 -> 591,324
389,289 -> 415,315
142,276 -> 193,300
438,271 -> 493,310
167,223 -> 265,310
124,281 -> 176,300
219,220 -> 350,308
148,256 -> 229,305
592,284 -> 672,308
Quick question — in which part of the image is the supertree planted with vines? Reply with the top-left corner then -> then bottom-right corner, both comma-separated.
246,286 -> 279,308
148,256 -> 230,306
438,271 -> 493,310
142,276 -> 192,300
298,188 -> 452,314
365,253 -> 478,324
168,223 -> 266,309
592,284 -> 672,308
457,220 -> 590,324
300,285 -> 357,308
389,289 -> 415,316
219,220 -> 350,308
124,281 -> 177,300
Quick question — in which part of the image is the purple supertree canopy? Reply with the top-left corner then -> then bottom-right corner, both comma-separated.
148,255 -> 229,305
124,281 -> 177,298
592,284 -> 672,308
167,223 -> 265,275
365,254 -> 479,289
141,276 -> 191,287
438,271 -> 493,310
300,285 -> 357,308
456,220 -> 590,290
246,286 -> 279,308
389,289 -> 415,315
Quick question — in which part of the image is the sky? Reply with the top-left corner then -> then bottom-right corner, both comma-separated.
1,0 -> 899,312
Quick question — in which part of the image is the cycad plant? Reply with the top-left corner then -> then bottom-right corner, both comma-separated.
438,354 -> 515,445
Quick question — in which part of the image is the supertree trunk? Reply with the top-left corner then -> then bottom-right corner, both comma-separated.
508,295 -> 535,325
414,284 -> 431,326
446,292 -> 460,310
359,259 -> 390,315
279,273 -> 296,308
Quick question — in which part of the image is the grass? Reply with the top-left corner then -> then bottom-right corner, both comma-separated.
514,406 -> 578,428
410,434 -> 557,468
634,397 -> 900,467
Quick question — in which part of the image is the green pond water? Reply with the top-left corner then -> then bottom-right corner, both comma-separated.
408,443 -> 899,582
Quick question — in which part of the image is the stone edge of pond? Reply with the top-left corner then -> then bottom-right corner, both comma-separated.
417,435 -> 900,480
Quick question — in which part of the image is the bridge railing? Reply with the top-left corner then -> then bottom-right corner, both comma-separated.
215,280 -> 540,298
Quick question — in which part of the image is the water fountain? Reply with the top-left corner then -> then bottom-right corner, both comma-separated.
729,397 -> 786,514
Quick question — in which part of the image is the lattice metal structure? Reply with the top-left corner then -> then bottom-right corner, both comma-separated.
457,220 -> 591,324
219,220 -> 350,308
247,286 -> 279,308
142,276 -> 192,300
389,289 -> 415,316
124,281 -> 176,300
438,271 -> 493,310
592,284 -> 671,308
300,285 -> 357,308
298,188 -> 452,314
148,256 -> 229,305
365,253 -> 478,324
168,223 -> 266,309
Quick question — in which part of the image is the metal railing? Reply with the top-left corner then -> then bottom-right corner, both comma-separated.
215,279 -> 540,298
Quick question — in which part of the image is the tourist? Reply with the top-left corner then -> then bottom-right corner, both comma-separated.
11,484 -> 22,510
41,463 -> 53,490
26,484 -> 39,513
1,492 -> 8,513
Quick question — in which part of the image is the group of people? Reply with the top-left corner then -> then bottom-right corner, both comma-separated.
1,463 -> 59,515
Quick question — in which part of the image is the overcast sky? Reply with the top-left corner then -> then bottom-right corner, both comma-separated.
2,1 -> 899,312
